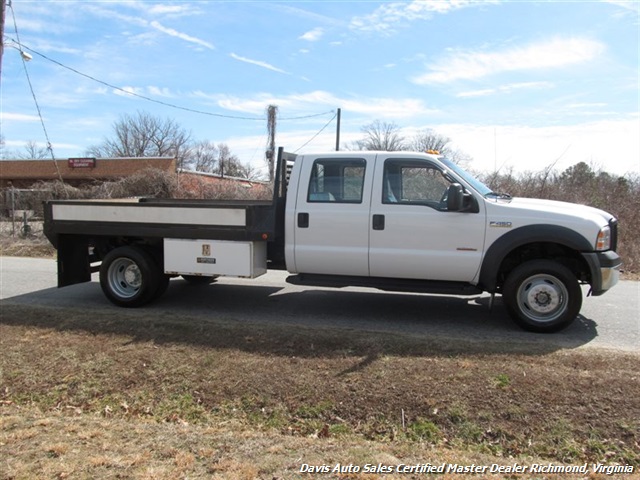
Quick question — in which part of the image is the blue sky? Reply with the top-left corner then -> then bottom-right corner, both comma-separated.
1,0 -> 638,177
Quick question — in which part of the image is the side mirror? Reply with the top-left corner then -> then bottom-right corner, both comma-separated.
446,183 -> 464,211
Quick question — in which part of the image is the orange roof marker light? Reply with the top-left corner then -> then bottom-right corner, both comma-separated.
425,149 -> 440,155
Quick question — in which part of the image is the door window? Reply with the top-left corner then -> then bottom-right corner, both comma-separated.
383,159 -> 452,210
307,158 -> 366,203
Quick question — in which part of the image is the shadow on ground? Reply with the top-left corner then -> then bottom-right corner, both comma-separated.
0,278 -> 599,359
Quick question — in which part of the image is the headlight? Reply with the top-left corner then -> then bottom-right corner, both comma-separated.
596,226 -> 611,251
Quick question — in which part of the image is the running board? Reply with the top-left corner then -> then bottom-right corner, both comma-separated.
286,273 -> 482,296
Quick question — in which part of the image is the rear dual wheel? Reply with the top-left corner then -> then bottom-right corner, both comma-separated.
100,246 -> 166,307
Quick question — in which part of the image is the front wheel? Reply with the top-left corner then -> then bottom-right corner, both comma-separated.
503,260 -> 582,333
100,246 -> 161,307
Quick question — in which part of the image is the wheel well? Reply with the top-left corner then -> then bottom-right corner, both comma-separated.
494,242 -> 590,292
92,237 -> 164,266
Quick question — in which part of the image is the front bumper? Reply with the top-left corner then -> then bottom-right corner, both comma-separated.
582,250 -> 622,296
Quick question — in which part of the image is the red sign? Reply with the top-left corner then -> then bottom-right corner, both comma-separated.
68,158 -> 96,168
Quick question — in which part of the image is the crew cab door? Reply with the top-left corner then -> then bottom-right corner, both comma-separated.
369,156 -> 486,282
292,155 -> 372,276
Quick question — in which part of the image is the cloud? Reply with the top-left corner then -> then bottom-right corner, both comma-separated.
2,113 -> 41,122
149,21 -> 214,50
439,119 -> 640,175
456,81 -> 554,98
269,4 -> 346,27
413,37 -> 605,84
147,86 -> 175,98
197,90 -> 438,119
147,5 -> 195,16
350,0 -> 495,34
299,27 -> 324,42
603,0 -> 640,12
114,86 -> 145,97
80,5 -> 213,49
229,53 -> 289,74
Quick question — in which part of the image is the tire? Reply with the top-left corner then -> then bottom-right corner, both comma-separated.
181,275 -> 218,285
100,246 -> 161,307
503,260 -> 582,333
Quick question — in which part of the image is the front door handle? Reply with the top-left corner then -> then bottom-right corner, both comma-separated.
372,214 -> 385,230
298,212 -> 309,228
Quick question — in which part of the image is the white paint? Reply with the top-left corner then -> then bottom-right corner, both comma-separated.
52,203 -> 246,227
164,239 -> 266,278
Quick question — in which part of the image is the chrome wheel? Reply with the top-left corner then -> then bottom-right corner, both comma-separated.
503,260 -> 582,333
107,258 -> 142,298
517,273 -> 569,323
99,246 -> 161,307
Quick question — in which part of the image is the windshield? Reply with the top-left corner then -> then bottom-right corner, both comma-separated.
439,157 -> 493,197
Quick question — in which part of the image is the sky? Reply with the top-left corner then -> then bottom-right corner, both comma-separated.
1,0 -> 639,178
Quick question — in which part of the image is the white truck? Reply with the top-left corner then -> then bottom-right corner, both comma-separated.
44,148 -> 621,332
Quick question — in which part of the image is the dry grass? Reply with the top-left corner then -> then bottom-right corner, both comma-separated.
1,304 -> 638,479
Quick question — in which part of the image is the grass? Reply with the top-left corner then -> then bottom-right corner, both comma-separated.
1,303 -> 638,479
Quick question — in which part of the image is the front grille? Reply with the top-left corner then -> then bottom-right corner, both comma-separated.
609,218 -> 618,251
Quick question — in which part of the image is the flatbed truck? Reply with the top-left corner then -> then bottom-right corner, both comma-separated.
44,148 -> 621,332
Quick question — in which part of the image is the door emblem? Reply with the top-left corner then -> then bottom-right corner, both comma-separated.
490,221 -> 512,228
202,244 -> 211,256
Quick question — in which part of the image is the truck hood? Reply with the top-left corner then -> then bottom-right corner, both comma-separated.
484,197 -> 615,249
502,197 -> 615,225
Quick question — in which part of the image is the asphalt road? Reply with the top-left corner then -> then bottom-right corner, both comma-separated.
1,256 -> 638,353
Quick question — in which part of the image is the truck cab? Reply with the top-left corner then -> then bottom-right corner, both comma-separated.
283,151 -> 620,332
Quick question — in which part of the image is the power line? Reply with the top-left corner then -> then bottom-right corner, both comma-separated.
294,111 -> 338,153
7,2 -> 66,193
11,41 -> 335,122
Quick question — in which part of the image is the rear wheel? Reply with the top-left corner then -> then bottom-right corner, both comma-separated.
100,246 -> 161,307
503,260 -> 582,333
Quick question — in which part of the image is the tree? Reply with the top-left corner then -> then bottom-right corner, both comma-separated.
86,111 -> 192,168
185,141 -> 260,180
408,129 -> 450,154
350,121 -> 470,164
408,129 -> 470,165
560,162 -> 595,187
353,120 -> 406,151
188,140 -> 218,173
16,140 -> 49,159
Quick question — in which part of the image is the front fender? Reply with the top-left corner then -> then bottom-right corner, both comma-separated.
478,224 -> 593,293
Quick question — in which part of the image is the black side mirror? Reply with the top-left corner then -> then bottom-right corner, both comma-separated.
447,183 -> 464,211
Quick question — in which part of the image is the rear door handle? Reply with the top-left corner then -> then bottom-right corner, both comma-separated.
372,214 -> 385,230
298,212 -> 309,228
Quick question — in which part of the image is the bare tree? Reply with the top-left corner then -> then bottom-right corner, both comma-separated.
188,140 -> 218,173
408,129 -> 451,153
218,143 -> 261,180
409,129 -> 471,165
185,141 -> 261,180
16,140 -> 49,159
86,111 -> 192,168
353,120 -> 406,151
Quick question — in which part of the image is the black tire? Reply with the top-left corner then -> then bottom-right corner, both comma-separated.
99,246 -> 161,307
503,260 -> 582,333
181,275 -> 218,285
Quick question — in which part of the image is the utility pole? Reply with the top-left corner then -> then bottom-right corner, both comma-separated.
266,104 -> 277,182
335,108 -> 341,151
1,0 -> 7,85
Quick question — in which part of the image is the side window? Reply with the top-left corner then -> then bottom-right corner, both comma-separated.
308,158 -> 366,203
383,159 -> 452,209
